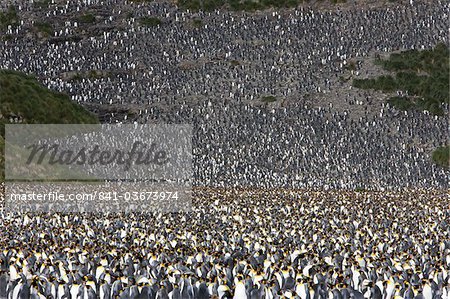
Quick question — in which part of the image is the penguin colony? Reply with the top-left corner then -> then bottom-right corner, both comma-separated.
0,188 -> 449,298
0,0 -> 448,189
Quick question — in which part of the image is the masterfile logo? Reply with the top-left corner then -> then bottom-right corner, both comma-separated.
5,124 -> 192,181
4,124 -> 192,213
25,140 -> 169,171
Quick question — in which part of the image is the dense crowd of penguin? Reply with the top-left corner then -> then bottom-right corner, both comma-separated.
1,0 -> 448,106
1,0 -> 449,298
1,188 -> 449,298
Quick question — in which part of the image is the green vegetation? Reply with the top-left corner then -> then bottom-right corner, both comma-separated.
0,5 -> 18,30
353,44 -> 449,166
2,34 -> 13,41
139,16 -> 162,27
77,13 -> 96,23
34,21 -> 53,36
353,75 -> 397,92
192,19 -> 203,28
68,70 -> 112,81
0,70 -> 99,181
33,0 -> 51,9
344,61 -> 356,71
386,96 -> 415,111
353,43 -> 449,115
230,60 -> 240,67
432,146 -> 449,168
0,70 -> 98,125
261,95 -> 277,103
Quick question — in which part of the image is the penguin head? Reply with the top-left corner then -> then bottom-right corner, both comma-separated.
412,284 -> 420,293
128,276 -> 136,285
31,275 -> 40,284
137,282 -> 149,292
19,273 -> 28,283
420,278 -> 428,286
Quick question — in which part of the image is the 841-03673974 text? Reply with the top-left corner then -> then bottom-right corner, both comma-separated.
8,191 -> 180,202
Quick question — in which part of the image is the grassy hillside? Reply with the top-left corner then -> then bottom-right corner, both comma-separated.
0,5 -> 18,30
352,44 -> 449,168
432,146 -> 449,168
353,43 -> 449,115
0,70 -> 99,181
